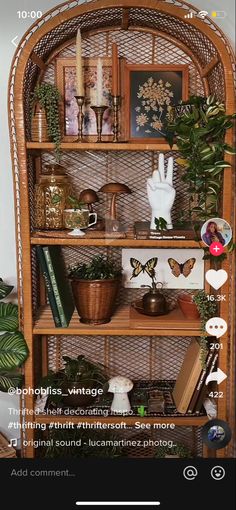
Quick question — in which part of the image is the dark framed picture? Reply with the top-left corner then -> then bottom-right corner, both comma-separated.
122,64 -> 189,143
56,58 -> 113,142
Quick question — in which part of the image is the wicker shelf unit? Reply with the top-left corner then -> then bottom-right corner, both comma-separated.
8,0 -> 235,459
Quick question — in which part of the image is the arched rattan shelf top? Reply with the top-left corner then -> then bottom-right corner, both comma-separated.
9,0 -> 235,107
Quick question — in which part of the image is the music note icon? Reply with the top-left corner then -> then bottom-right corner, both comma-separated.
8,438 -> 17,448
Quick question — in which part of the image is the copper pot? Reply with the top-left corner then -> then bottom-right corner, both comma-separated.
142,282 -> 167,315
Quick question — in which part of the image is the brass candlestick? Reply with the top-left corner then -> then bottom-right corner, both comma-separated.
91,105 -> 107,143
112,95 -> 120,143
74,95 -> 85,142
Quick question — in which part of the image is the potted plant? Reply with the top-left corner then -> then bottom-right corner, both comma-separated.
69,255 -> 122,324
31,83 -> 61,161
177,292 -> 200,320
40,354 -> 108,408
0,279 -> 29,391
166,95 -> 236,222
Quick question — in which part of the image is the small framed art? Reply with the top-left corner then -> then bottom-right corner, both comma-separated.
56,57 -> 113,141
121,64 -> 189,143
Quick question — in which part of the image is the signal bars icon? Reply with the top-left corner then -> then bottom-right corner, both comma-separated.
184,11 -> 195,18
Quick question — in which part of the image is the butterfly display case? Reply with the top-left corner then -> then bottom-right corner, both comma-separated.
8,0 -> 235,458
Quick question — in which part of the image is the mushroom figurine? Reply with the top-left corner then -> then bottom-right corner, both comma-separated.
99,182 -> 131,231
79,188 -> 99,213
108,376 -> 133,413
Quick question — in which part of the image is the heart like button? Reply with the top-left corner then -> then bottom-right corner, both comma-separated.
205,269 -> 228,290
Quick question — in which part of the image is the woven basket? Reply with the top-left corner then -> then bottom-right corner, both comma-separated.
71,278 -> 121,324
31,102 -> 49,142
0,432 -> 17,458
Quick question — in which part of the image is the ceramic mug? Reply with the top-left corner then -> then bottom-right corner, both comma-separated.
63,209 -> 97,229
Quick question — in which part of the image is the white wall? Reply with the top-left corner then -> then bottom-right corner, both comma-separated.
0,0 -> 235,442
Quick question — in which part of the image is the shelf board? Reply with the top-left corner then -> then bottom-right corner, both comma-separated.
31,233 -> 201,248
33,305 -> 201,336
26,141 -> 177,151
35,414 -> 207,426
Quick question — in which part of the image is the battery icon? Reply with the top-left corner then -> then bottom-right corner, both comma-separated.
211,11 -> 227,19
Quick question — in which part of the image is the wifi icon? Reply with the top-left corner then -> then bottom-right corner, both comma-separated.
198,10 -> 208,19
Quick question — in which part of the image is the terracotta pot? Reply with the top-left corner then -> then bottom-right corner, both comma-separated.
71,277 -> 121,324
31,102 -> 49,142
62,381 -> 99,407
177,293 -> 200,319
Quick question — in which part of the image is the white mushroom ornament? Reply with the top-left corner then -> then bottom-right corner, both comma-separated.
108,376 -> 133,413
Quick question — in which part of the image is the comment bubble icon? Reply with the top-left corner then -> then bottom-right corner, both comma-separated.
205,317 -> 227,338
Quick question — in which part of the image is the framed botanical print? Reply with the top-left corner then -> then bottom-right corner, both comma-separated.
56,57 -> 113,141
122,64 -> 189,143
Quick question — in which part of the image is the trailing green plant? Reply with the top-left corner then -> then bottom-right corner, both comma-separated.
0,279 -> 29,391
155,441 -> 192,458
69,255 -> 122,280
67,196 -> 85,211
193,290 -> 217,367
31,83 -> 61,161
166,95 -> 236,222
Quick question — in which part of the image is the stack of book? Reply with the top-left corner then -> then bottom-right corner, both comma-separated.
173,338 -> 218,415
36,245 -> 75,328
134,221 -> 195,240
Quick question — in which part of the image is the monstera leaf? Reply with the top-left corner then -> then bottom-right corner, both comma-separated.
0,279 -> 14,300
0,371 -> 23,392
0,332 -> 29,370
0,302 -> 18,331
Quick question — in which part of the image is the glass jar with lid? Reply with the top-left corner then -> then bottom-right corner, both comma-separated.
34,163 -> 71,229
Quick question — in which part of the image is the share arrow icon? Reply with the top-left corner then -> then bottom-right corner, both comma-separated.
205,368 -> 227,386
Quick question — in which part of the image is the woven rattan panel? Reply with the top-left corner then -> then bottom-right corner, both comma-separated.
41,149 -> 190,230
48,334 -> 193,379
22,5 -> 226,132
52,246 -> 195,311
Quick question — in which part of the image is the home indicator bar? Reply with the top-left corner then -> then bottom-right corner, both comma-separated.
76,503 -> 161,506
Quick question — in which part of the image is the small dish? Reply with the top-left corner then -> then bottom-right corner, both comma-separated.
131,300 -> 171,317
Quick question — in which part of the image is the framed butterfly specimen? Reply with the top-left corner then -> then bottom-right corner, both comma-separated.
168,258 -> 196,278
122,249 -> 204,289
130,257 -> 158,279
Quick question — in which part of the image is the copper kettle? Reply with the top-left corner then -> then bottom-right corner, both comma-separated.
142,282 -> 167,315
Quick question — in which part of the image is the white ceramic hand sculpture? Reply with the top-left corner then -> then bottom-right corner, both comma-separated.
147,153 -> 176,230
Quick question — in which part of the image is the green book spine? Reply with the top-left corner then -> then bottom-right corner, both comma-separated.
43,247 -> 67,327
36,246 -> 62,328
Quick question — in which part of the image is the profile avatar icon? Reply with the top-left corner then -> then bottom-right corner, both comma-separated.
201,217 -> 232,247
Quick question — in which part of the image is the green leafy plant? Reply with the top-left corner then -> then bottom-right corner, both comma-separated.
193,290 -> 217,367
69,255 -> 122,280
62,355 -> 107,384
40,355 -> 108,407
154,217 -> 167,231
166,95 -> 236,221
67,196 -> 85,211
155,441 -> 192,458
0,279 -> 29,391
31,83 -> 61,161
